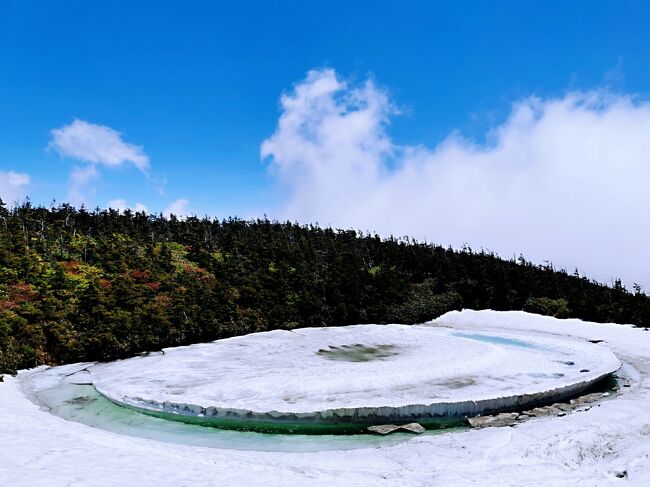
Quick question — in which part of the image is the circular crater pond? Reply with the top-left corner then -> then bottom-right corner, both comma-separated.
25,365 -> 439,452
89,324 -> 621,434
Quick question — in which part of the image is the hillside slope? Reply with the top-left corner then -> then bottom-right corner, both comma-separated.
1,202 -> 648,372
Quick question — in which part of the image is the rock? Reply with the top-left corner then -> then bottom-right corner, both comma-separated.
527,408 -> 544,417
544,405 -> 564,414
399,422 -> 425,434
520,404 -> 572,418
570,393 -> 602,406
368,422 -> 426,434
399,423 -> 425,434
367,424 -> 400,435
552,403 -> 574,411
467,416 -> 488,427
613,470 -> 628,479
468,412 -> 519,428
528,406 -> 563,416
584,392 -> 604,402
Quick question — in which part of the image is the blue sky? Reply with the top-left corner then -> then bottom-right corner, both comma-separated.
3,1 -> 650,286
2,1 -> 647,213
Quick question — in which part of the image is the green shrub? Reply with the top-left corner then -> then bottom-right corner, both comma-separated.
523,297 -> 570,318
386,281 -> 462,324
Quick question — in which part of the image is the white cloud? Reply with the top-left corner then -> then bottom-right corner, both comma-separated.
0,170 -> 31,206
50,119 -> 149,171
106,198 -> 128,211
106,199 -> 148,213
68,164 -> 99,207
163,198 -> 190,218
262,69 -> 650,289
50,119 -> 151,206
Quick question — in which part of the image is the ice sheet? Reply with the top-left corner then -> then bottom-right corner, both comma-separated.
88,324 -> 619,423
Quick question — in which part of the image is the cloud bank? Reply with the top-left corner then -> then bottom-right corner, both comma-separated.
0,170 -> 30,206
262,69 -> 650,289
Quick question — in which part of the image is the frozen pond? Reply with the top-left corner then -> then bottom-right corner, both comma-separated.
89,324 -> 620,431
24,365 -> 457,451
6,310 -> 649,486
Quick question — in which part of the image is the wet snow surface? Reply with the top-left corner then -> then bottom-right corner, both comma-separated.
3,310 -> 650,486
89,324 -> 619,420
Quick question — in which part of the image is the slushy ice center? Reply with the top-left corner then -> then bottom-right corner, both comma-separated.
86,324 -> 621,434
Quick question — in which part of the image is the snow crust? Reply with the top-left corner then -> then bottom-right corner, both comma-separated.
90,324 -> 619,422
3,310 -> 650,486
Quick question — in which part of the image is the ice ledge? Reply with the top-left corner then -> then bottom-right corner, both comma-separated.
93,359 -> 619,429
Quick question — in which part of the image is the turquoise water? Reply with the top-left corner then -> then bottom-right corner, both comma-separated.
32,376 -> 464,452
452,331 -> 542,350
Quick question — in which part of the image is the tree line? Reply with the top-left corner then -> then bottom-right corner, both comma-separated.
1,200 -> 648,373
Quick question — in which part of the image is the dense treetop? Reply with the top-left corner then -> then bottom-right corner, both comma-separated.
1,200 -> 648,373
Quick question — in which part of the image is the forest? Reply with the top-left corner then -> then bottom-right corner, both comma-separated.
1,200 -> 649,374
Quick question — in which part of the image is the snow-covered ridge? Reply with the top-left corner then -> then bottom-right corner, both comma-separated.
89,322 -> 620,425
